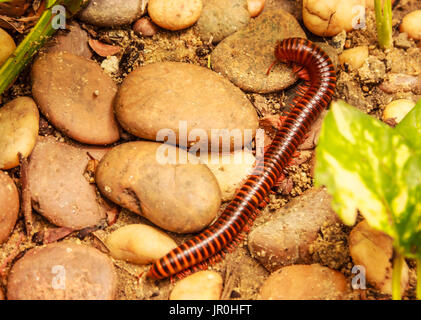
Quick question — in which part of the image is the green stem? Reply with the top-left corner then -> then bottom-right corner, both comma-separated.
0,0 -> 89,96
392,252 -> 404,300
374,0 -> 393,49
417,258 -> 421,300
0,10 -> 54,95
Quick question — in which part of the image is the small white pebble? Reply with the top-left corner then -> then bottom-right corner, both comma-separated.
101,56 -> 119,75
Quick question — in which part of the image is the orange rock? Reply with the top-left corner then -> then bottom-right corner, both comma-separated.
7,243 -> 117,300
148,0 -> 203,31
260,264 -> 348,300
88,39 -> 122,57
133,17 -> 158,36
31,52 -> 120,145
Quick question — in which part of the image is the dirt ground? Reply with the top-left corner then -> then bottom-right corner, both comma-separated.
0,0 -> 420,300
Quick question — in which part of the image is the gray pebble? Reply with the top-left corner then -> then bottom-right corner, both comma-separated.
79,0 -> 148,27
197,0 -> 251,44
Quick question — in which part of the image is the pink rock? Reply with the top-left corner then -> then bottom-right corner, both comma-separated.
133,17 -> 158,36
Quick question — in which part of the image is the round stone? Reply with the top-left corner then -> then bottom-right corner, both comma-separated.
28,137 -> 109,230
259,264 -> 348,300
31,52 -> 120,145
115,62 -> 258,150
96,141 -> 222,234
133,17 -> 159,37
170,271 -> 223,300
0,97 -> 39,170
148,0 -> 203,31
400,10 -> 421,40
7,243 -> 117,300
78,0 -> 148,27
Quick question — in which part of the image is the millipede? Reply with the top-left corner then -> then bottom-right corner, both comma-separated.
147,38 -> 337,280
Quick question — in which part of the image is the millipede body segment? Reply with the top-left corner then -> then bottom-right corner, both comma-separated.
147,38 -> 337,280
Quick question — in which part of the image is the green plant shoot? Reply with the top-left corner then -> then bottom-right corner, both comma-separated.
315,99 -> 421,300
0,0 -> 90,96
374,0 -> 393,49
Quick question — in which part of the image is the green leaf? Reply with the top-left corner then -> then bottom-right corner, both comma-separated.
396,99 -> 421,150
315,100 -> 421,257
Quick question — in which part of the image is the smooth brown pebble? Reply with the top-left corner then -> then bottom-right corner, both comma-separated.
133,17 -> 158,36
7,243 -> 117,300
400,10 -> 421,40
28,137 -> 109,230
0,171 -> 19,244
105,224 -> 177,264
78,0 -> 148,27
0,27 -> 16,66
45,22 -> 92,59
170,271 -> 223,300
96,141 -> 221,234
0,97 -> 39,170
31,52 -> 120,145
115,62 -> 258,150
349,220 -> 409,295
259,264 -> 347,300
248,187 -> 340,271
148,0 -> 202,31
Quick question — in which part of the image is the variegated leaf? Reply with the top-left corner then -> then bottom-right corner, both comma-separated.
396,99 -> 421,151
315,100 -> 421,257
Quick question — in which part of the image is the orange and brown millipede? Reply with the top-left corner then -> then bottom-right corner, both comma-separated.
147,38 -> 337,280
